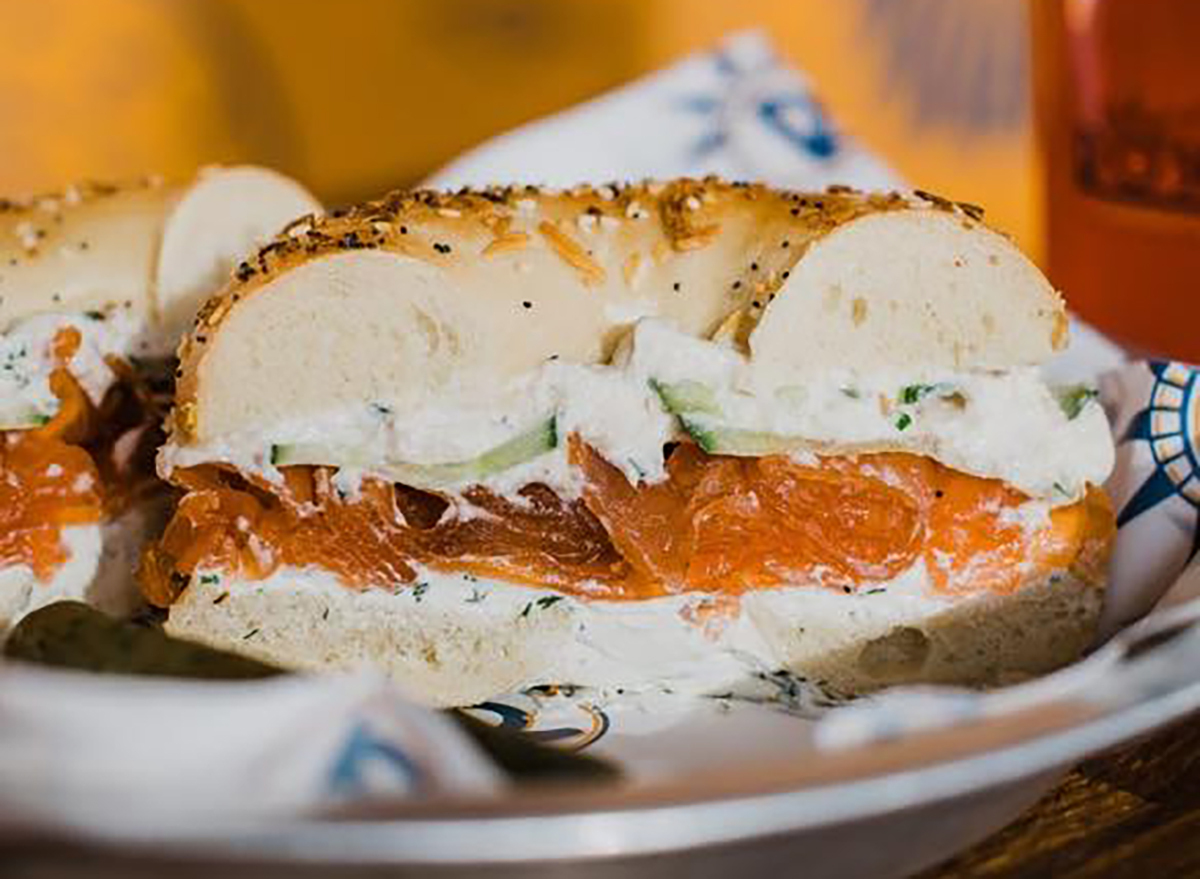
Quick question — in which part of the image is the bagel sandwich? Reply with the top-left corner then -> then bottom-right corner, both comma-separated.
139,179 -> 1115,707
0,167 -> 320,633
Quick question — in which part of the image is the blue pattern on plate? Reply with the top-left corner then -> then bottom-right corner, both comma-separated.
1119,361 -> 1200,558
468,691 -> 611,750
326,721 -> 424,798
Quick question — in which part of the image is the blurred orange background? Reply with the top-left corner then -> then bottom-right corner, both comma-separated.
0,0 -> 1038,255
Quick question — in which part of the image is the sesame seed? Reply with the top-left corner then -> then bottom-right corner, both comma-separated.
522,300 -> 532,309
750,262 -> 759,271
400,225 -> 409,234
14,221 -> 39,251
781,240 -> 790,248
732,280 -> 741,289
672,282 -> 681,291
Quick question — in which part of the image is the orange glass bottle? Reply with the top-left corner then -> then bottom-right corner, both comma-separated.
1032,0 -> 1200,361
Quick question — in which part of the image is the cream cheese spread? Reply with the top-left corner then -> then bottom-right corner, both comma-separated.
0,306 -> 140,427
162,318 -> 1114,503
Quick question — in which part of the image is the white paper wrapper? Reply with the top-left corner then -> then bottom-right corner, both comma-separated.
4,28 -> 1199,833
0,667 -> 502,834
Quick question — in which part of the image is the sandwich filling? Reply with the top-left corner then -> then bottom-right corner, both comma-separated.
143,320 -> 1115,607
1,309 -> 168,580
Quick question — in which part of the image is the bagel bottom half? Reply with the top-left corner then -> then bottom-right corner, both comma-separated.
162,560 -> 1105,709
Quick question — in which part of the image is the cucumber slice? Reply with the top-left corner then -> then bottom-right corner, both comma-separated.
678,416 -> 807,456
654,379 -> 807,456
1053,384 -> 1099,420
271,415 -> 558,489
650,379 -> 722,416
0,403 -> 52,431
